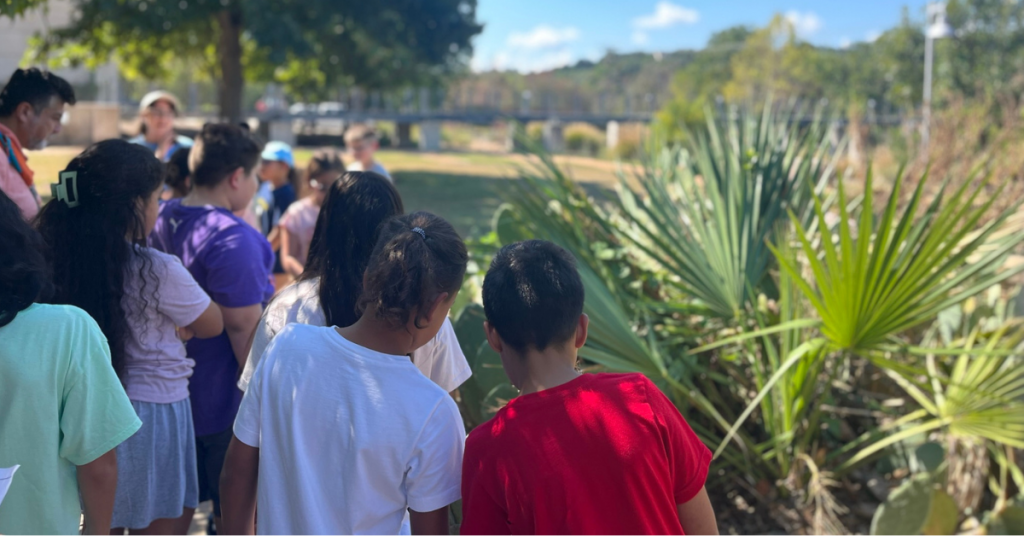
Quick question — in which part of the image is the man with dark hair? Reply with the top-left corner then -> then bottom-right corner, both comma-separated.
0,68 -> 76,220
150,122 -> 272,533
462,239 -> 719,535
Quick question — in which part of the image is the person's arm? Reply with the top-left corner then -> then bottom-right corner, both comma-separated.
221,304 -> 262,367
188,301 -> 224,339
158,253 -> 223,339
58,311 -> 141,534
678,486 -> 718,535
267,225 -> 281,252
220,436 -> 260,536
0,168 -> 40,220
77,448 -> 118,535
409,506 -> 449,536
279,226 -> 305,277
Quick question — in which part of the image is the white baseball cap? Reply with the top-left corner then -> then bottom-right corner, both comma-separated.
139,90 -> 181,114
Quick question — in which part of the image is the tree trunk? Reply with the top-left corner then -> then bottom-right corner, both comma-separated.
217,8 -> 244,122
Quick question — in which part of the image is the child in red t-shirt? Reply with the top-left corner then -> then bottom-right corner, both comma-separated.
461,240 -> 718,535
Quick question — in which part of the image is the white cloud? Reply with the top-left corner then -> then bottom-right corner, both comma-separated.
472,47 -> 577,74
785,10 -> 822,37
632,31 -> 650,45
472,24 -> 583,73
866,30 -> 882,42
633,1 -> 699,30
503,49 -> 576,73
839,37 -> 852,49
507,25 -> 580,49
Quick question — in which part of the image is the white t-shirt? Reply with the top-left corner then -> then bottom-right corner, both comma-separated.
239,278 -> 471,393
347,160 -> 392,181
234,323 -> 465,535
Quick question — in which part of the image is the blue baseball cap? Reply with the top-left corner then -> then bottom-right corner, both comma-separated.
261,141 -> 295,168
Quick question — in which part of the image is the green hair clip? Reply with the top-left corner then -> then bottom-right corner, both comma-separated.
50,170 -> 80,208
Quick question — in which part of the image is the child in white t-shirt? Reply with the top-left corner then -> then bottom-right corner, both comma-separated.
240,171 -> 471,395
344,123 -> 392,181
221,212 -> 468,535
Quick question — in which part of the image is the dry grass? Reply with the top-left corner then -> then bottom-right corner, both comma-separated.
852,98 -> 1024,226
28,146 -> 628,191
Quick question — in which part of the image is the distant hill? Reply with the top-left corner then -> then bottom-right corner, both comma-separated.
452,50 -> 698,114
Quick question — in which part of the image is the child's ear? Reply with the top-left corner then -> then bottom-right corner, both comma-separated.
228,166 -> 244,189
574,313 -> 589,350
423,291 -> 450,325
483,321 -> 504,354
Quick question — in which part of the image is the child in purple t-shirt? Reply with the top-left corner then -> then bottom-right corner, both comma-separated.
150,124 -> 274,531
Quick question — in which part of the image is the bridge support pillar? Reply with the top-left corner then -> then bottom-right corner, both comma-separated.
542,119 -> 564,153
418,121 -> 442,152
605,120 -> 620,151
395,122 -> 415,149
268,120 -> 295,146
505,122 -> 526,152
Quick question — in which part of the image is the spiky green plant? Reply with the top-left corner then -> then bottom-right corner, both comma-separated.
695,165 -> 1024,462
772,168 -> 1024,354
614,105 -> 842,318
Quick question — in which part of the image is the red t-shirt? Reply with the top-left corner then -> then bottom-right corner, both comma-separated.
460,373 -> 712,535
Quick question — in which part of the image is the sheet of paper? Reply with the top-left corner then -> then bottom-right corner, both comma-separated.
0,465 -> 19,507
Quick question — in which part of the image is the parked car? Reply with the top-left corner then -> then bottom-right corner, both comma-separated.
316,101 -> 346,115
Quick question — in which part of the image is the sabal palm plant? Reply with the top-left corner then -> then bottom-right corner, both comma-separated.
707,166 -> 1024,459
615,105 -> 842,318
837,296 -> 1024,472
773,168 -> 1024,354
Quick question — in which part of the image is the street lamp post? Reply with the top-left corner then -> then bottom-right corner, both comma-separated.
922,1 -> 953,153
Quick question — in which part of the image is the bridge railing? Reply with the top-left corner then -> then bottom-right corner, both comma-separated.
272,86 -> 666,121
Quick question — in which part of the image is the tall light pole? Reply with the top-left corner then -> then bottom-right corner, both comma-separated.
922,2 -> 952,153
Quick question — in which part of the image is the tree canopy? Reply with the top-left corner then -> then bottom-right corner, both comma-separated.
11,0 -> 482,120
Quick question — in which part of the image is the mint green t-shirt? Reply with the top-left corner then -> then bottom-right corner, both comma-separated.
0,303 -> 142,535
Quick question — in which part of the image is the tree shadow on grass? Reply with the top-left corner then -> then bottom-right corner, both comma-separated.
394,170 -> 612,240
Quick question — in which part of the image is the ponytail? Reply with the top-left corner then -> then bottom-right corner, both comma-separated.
358,212 -> 467,329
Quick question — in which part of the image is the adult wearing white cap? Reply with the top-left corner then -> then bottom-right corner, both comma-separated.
131,90 -> 193,162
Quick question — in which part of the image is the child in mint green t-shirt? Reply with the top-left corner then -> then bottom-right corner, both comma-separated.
0,191 -> 141,535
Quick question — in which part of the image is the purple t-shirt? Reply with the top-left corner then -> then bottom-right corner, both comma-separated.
150,199 -> 275,436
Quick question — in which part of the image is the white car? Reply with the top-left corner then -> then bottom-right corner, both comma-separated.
317,101 -> 346,115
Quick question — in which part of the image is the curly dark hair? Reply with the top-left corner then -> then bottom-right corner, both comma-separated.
300,171 -> 404,327
358,212 -> 468,329
0,190 -> 51,328
35,139 -> 164,379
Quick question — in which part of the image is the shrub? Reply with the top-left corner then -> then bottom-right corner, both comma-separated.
564,123 -> 604,156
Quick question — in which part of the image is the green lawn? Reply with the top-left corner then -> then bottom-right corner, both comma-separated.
393,171 -> 510,239
30,147 -> 623,240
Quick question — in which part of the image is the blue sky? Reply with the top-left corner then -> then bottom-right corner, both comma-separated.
470,0 -> 932,72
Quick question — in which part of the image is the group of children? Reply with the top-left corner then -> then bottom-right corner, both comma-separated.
0,84 -> 718,535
